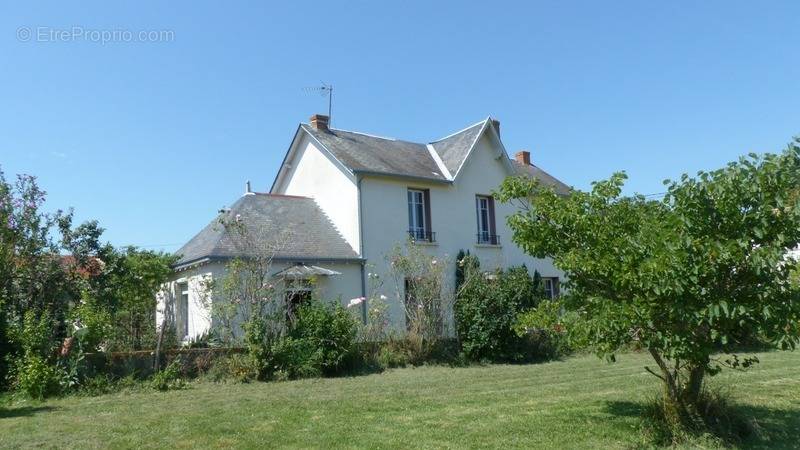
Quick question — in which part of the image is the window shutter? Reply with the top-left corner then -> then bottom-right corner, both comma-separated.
424,189 -> 432,233
553,277 -> 560,297
488,196 -> 496,235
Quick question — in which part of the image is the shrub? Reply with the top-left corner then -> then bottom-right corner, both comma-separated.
455,264 -> 546,362
202,354 -> 258,383
243,316 -> 279,380
71,291 -> 112,352
151,358 -> 186,391
15,355 -> 61,400
377,342 -> 409,369
286,300 -> 358,375
388,243 -> 454,363
271,337 -> 324,380
513,299 -> 574,358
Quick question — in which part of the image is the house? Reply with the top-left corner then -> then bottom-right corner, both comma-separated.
158,114 -> 570,341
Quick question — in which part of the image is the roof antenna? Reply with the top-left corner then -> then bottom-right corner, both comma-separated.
303,82 -> 333,124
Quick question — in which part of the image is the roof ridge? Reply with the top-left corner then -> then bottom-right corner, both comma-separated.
328,127 -> 399,142
250,192 -> 310,199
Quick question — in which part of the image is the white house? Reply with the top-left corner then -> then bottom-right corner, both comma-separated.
158,114 -> 570,341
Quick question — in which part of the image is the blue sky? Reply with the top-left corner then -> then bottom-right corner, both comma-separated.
2,1 -> 799,252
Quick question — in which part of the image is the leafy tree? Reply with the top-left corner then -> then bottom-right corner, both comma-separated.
496,143 -> 800,418
0,170 -> 102,385
85,246 -> 177,351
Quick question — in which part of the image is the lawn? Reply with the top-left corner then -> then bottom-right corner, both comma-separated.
1,351 -> 798,449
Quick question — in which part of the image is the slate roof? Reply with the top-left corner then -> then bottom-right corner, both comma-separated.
173,194 -> 359,269
512,161 -> 572,196
300,118 -> 570,194
301,124 -> 448,181
429,122 -> 484,176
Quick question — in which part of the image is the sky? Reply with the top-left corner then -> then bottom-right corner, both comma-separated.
2,1 -> 799,252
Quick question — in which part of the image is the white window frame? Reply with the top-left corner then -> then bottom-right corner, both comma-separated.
408,189 -> 427,238
543,278 -> 555,299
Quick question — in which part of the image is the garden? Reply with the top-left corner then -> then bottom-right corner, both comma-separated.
2,140 -> 800,448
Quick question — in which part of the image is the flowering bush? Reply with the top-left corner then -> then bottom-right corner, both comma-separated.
387,242 -> 453,362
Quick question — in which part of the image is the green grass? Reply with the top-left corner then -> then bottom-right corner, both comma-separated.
1,351 -> 798,449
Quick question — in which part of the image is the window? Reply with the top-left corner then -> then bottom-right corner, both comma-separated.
284,278 -> 312,322
178,282 -> 189,339
476,195 -> 498,244
543,278 -> 559,299
407,189 -> 434,242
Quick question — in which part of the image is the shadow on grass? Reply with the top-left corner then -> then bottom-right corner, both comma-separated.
604,400 -> 800,449
0,405 -> 56,419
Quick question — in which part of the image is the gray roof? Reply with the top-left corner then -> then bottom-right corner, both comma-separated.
512,161 -> 572,196
301,119 -> 570,193
429,122 -> 484,176
301,124 -> 448,181
174,194 -> 359,268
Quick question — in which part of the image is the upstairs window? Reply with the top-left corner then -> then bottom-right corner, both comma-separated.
407,189 -> 434,242
543,278 -> 559,299
476,195 -> 498,245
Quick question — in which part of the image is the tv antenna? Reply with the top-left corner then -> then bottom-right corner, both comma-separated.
303,82 -> 333,123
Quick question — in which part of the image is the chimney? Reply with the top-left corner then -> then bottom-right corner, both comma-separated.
491,119 -> 500,136
245,180 -> 253,195
515,150 -> 531,166
310,114 -> 329,131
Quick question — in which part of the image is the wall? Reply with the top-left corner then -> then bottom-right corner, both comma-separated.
273,134 -> 360,253
157,259 -> 363,342
359,132 -> 563,330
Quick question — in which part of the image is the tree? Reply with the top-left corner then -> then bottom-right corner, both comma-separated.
496,143 -> 800,419
82,245 -> 177,351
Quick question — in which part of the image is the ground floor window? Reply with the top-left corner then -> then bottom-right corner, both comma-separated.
285,278 -> 313,322
177,282 -> 189,339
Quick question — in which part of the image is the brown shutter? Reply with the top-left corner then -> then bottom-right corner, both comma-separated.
488,196 -> 496,237
424,189 -> 432,236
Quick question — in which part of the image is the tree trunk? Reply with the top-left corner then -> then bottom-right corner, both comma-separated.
684,363 -> 706,406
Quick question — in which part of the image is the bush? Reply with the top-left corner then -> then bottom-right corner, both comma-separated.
271,337 -> 324,380
202,354 -> 258,383
15,355 -> 61,400
71,292 -> 112,352
513,299 -> 574,358
455,264 -> 545,362
151,358 -> 186,391
377,342 -> 409,369
285,300 -> 358,376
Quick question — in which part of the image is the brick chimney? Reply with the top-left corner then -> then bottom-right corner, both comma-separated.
515,150 -> 531,166
310,114 -> 329,131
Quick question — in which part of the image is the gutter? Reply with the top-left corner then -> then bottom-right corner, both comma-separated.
354,170 -> 451,185
357,174 -> 368,324
172,255 -> 365,272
